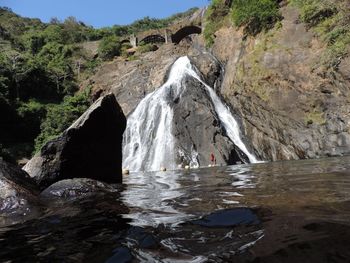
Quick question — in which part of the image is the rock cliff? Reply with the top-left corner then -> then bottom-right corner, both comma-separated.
88,4 -> 350,163
211,5 -> 350,160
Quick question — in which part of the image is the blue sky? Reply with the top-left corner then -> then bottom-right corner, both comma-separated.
2,0 -> 209,28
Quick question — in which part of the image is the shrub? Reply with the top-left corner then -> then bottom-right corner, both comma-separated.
231,0 -> 281,35
293,0 -> 337,27
34,88 -> 91,152
290,0 -> 349,69
204,0 -> 232,46
98,35 -> 121,60
17,100 -> 47,141
0,144 -> 16,164
138,43 -> 158,53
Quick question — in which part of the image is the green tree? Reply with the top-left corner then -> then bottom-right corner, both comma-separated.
16,100 -> 47,140
21,31 -> 46,54
42,24 -> 64,43
38,42 -> 76,96
61,16 -> 89,43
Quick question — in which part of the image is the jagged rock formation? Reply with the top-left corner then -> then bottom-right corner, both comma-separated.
23,94 -> 126,189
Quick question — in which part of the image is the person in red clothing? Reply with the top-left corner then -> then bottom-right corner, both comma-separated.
210,152 -> 216,166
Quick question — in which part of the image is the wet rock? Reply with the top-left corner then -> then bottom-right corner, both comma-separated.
0,159 -> 40,225
105,247 -> 133,263
127,226 -> 159,249
173,74 -> 246,166
191,208 -> 260,228
24,94 -> 126,190
40,178 -> 118,200
89,45 -> 182,116
89,39 -> 251,167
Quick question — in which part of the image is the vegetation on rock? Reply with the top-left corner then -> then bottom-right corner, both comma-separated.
231,0 -> 281,35
34,88 -> 91,152
138,43 -> 158,54
204,0 -> 232,46
109,8 -> 199,37
290,0 -> 350,69
0,7 -> 95,161
98,35 -> 121,60
204,0 -> 281,45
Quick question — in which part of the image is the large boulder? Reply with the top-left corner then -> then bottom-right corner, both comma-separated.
0,159 -> 40,226
40,178 -> 118,200
23,94 -> 126,190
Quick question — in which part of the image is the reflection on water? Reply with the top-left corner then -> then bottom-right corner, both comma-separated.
121,156 -> 350,261
121,170 -> 192,227
1,156 -> 350,262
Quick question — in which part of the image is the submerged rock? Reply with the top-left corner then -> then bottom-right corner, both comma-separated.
191,208 -> 260,228
0,159 -> 39,225
24,94 -> 126,190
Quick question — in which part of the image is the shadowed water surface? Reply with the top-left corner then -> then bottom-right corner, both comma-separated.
1,157 -> 350,262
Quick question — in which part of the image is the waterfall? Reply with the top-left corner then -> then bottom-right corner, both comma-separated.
123,56 -> 258,172
185,66 -> 259,164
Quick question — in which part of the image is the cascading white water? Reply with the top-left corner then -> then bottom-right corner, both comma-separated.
184,65 -> 259,164
123,57 -> 191,172
123,56 -> 258,172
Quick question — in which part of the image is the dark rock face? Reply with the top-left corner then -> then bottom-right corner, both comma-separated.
173,75 -> 245,166
0,159 -> 39,226
24,94 -> 126,190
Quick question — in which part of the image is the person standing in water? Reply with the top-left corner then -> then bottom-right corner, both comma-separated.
210,152 -> 216,166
